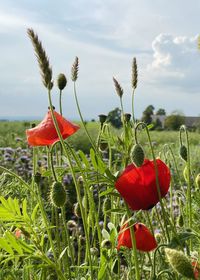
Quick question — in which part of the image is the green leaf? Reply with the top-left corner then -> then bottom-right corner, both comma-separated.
31,203 -> 39,222
4,231 -> 23,255
0,238 -> 14,254
99,187 -> 115,197
22,199 -> 30,221
78,150 -> 90,169
102,229 -> 110,240
90,148 -> 98,170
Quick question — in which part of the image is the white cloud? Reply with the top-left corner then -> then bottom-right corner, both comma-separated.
146,33 -> 200,92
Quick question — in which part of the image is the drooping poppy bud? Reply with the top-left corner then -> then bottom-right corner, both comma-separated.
115,159 -> 170,210
50,182 -> 67,208
26,110 -> 80,146
131,144 -> 145,167
179,145 -> 187,161
165,248 -> 196,279
117,222 -> 157,252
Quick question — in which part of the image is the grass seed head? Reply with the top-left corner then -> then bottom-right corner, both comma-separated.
71,56 -> 79,81
113,77 -> 123,98
27,28 -> 53,90
132,57 -> 138,89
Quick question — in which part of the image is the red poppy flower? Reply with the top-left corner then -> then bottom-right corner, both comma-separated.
192,261 -> 199,280
117,222 -> 157,252
115,159 -> 170,210
26,110 -> 80,146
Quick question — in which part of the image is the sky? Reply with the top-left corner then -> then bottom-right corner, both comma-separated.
0,0 -> 200,120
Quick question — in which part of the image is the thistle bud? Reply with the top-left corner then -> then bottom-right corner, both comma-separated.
57,73 -> 67,90
165,248 -> 195,279
50,182 -> 67,208
131,144 -> 145,167
180,145 -> 187,161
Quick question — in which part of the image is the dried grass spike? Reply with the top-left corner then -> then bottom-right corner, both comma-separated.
113,77 -> 123,98
132,57 -> 138,89
71,56 -> 79,81
27,28 -> 53,90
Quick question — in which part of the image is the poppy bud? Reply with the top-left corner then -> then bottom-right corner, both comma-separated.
177,214 -> 184,227
124,113 -> 131,123
67,220 -> 77,231
90,247 -> 99,256
102,198 -> 111,214
131,144 -> 145,167
34,172 -> 42,184
50,182 -> 67,208
99,141 -> 108,152
180,145 -> 187,161
57,73 -> 67,90
98,114 -> 107,125
101,239 -> 112,249
195,173 -> 200,189
165,248 -> 195,279
74,202 -> 81,218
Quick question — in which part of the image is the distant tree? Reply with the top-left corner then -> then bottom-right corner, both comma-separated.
107,107 -> 122,129
153,118 -> 163,130
141,105 -> 155,125
164,114 -> 185,130
156,108 -> 166,115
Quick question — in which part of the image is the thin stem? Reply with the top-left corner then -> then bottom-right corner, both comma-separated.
59,89 -> 63,115
125,205 -> 140,280
131,89 -> 135,124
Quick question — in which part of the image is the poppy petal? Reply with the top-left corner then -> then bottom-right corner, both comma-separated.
26,110 -> 80,146
115,159 -> 170,210
117,222 -> 157,252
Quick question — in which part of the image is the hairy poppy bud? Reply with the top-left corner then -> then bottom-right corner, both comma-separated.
90,247 -> 99,256
57,73 -> 67,90
50,182 -> 67,208
165,248 -> 195,279
99,141 -> 108,152
74,202 -> 81,218
195,173 -> 200,189
131,144 -> 145,167
180,145 -> 187,161
98,114 -> 107,125
102,198 -> 111,214
124,113 -> 131,123
101,239 -> 112,249
34,172 -> 42,184
177,214 -> 184,227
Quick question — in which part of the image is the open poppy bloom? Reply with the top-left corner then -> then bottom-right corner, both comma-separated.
115,159 -> 170,210
26,110 -> 80,146
117,222 -> 157,252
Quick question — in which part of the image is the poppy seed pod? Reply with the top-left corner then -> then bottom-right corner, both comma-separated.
180,145 -> 187,161
57,73 -> 67,90
131,144 -> 145,167
165,248 -> 195,279
50,182 -> 67,208
115,159 -> 170,210
98,114 -> 107,124
117,222 -> 157,252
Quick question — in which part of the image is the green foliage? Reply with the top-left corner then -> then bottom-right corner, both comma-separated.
164,114 -> 185,130
141,105 -> 155,125
107,107 -> 122,129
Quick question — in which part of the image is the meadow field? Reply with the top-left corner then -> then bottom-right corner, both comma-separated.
0,28 -> 199,280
